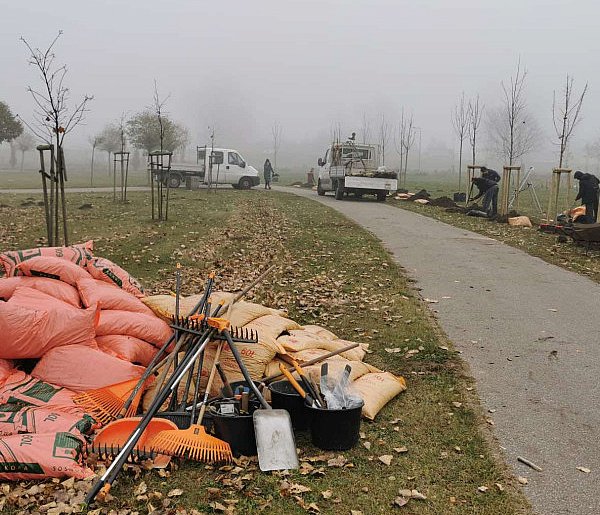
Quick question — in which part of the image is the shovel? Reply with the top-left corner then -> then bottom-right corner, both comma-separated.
222,329 -> 298,471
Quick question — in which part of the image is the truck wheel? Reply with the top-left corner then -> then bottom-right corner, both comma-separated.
167,174 -> 181,189
334,181 -> 345,200
239,177 -> 252,190
376,191 -> 387,202
317,180 -> 325,196
232,184 -> 240,189
355,192 -> 363,199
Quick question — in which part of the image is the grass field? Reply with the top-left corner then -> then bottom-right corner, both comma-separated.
0,189 -> 530,514
0,168 -> 149,189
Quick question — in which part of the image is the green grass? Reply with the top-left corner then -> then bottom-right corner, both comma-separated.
0,190 -> 530,514
0,168 -> 149,189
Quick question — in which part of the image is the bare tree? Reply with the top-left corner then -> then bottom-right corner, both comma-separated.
468,95 -> 484,166
489,59 -> 537,165
553,75 -> 588,168
378,114 -> 390,165
271,121 -> 282,172
361,113 -> 371,143
20,31 -> 92,246
452,92 -> 469,190
88,134 -> 102,186
329,122 -> 342,144
152,80 -> 170,152
402,111 -> 416,176
393,121 -> 405,180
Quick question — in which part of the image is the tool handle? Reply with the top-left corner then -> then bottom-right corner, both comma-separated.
196,342 -> 223,424
279,364 -> 306,399
292,360 -> 321,407
216,362 -> 234,397
262,343 -> 360,384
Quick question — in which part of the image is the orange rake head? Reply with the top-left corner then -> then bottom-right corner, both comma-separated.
73,377 -> 153,426
149,424 -> 233,463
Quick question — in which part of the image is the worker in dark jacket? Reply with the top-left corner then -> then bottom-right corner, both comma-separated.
263,159 -> 274,190
481,166 -> 501,183
574,170 -> 600,222
470,176 -> 499,217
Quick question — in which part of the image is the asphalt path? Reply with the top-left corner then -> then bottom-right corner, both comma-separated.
277,186 -> 600,515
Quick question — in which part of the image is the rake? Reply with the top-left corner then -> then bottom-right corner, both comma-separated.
149,322 -> 232,463
73,376 -> 154,426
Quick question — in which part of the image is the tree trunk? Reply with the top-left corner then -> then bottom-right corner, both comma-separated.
91,146 -> 95,187
107,151 -> 111,175
458,139 -> 463,191
9,142 -> 17,168
20,151 -> 25,172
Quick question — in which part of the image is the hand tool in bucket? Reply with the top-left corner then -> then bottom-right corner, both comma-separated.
150,328 -> 234,462
75,271 -> 216,423
84,266 -> 275,505
279,363 -> 320,408
291,360 -> 324,407
223,328 -> 299,471
259,342 -> 360,387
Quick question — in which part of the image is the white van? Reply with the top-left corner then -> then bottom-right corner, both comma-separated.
168,147 -> 261,189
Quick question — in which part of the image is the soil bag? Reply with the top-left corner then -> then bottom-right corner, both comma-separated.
0,276 -> 81,306
16,256 -> 91,286
96,310 -> 173,347
0,241 -> 93,277
86,257 -> 145,298
77,277 -> 153,314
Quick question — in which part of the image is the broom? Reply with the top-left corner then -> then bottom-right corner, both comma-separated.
149,323 -> 232,462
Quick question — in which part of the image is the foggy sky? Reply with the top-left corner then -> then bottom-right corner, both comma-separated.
2,0 -> 599,170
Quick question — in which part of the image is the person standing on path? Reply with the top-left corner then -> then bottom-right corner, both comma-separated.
263,159 -> 274,190
574,170 -> 600,223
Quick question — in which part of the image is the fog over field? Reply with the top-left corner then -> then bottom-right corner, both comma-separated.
1,0 -> 599,174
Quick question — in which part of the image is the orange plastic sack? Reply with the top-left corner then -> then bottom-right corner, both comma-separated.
17,256 -> 91,286
0,432 -> 92,480
0,360 -> 14,388
32,344 -> 145,392
86,257 -> 145,298
97,335 -> 158,367
0,241 -> 94,277
96,310 -> 173,347
0,370 -> 78,408
0,276 -> 81,306
77,277 -> 153,314
0,404 -> 95,438
0,287 -> 98,359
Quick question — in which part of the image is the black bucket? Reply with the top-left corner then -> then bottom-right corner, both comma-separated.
305,400 -> 364,450
208,398 -> 259,457
268,380 -> 311,431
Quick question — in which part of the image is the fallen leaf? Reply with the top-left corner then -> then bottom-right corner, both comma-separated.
495,483 -> 505,492
424,298 -> 439,303
394,446 -> 408,454
327,455 -> 348,468
398,489 -> 412,497
517,476 -> 529,485
134,481 -> 148,496
307,502 -> 320,513
452,401 -> 462,408
478,486 -> 488,493
321,490 -> 333,499
167,488 -> 183,497
362,441 -> 372,450
411,489 -> 426,500
289,483 -> 312,495
378,455 -> 393,466
394,496 -> 409,507
350,511 -> 363,515
209,501 -> 229,512
577,466 -> 591,473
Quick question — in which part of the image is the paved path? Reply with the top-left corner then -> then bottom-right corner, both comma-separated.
278,187 -> 600,515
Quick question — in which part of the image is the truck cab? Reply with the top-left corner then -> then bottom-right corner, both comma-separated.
316,141 -> 397,201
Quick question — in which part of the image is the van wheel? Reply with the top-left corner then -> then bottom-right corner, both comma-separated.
239,177 -> 252,190
232,184 -> 240,189
334,181 -> 345,200
317,180 -> 325,196
167,174 -> 181,189
376,191 -> 387,202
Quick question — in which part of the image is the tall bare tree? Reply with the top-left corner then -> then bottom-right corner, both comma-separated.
152,80 -> 170,152
452,92 -> 469,190
393,121 -> 405,180
489,59 -> 537,165
361,113 -> 371,143
468,95 -> 484,166
271,121 -> 282,172
88,134 -> 102,186
378,114 -> 390,165
20,31 -> 92,246
400,109 -> 416,177
553,75 -> 588,168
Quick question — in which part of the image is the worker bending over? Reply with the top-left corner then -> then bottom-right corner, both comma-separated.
470,166 -> 501,217
574,170 -> 600,223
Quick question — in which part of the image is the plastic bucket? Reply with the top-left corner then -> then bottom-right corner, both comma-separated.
268,380 -> 311,431
208,398 -> 258,457
305,400 -> 364,450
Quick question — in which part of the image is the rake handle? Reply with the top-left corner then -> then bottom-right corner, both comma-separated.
196,341 -> 224,425
86,328 -> 215,506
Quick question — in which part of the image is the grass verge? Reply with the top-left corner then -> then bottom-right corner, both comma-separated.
0,190 -> 530,514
